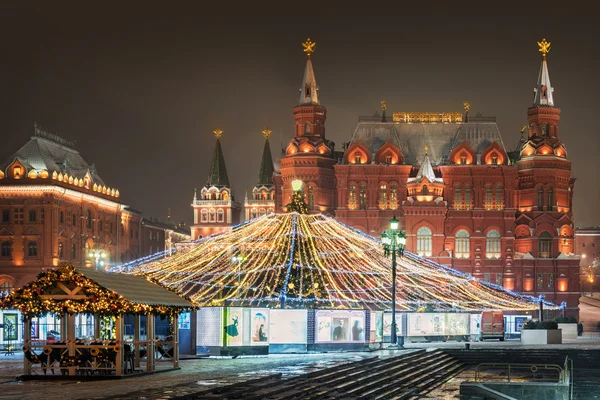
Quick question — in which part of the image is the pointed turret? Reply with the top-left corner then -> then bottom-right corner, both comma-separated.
299,38 -> 319,105
533,38 -> 554,107
257,129 -> 275,186
381,100 -> 387,123
413,146 -> 441,183
207,129 -> 230,187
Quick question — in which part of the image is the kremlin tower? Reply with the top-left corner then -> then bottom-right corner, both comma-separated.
276,38 -> 337,214
190,130 -> 241,240
245,129 -> 276,220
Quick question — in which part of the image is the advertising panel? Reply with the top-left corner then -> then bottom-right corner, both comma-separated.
224,308 -> 243,346
470,313 -> 481,335
407,313 -> 444,336
315,310 -> 365,343
269,309 -> 308,344
444,313 -> 469,336
370,311 -> 383,343
383,313 -> 403,337
250,308 -> 269,345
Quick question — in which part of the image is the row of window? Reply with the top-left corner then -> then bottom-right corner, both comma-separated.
249,208 -> 275,220
1,241 -> 39,257
454,184 -> 504,210
1,208 -> 44,224
414,228 -> 554,259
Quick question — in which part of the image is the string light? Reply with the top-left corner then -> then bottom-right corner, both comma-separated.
118,213 -> 558,312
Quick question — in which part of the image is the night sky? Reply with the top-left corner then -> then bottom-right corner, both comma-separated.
1,4 -> 598,227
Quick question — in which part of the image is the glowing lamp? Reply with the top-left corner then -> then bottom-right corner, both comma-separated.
390,216 -> 399,231
291,180 -> 303,192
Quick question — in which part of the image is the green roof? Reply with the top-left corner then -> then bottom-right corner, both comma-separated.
207,138 -> 230,187
257,137 -> 274,186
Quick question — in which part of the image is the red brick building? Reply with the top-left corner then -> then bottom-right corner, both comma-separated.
190,39 -> 581,315
0,126 -> 143,293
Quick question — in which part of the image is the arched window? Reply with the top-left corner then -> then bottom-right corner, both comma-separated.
379,184 -> 387,209
486,230 -> 501,259
454,185 -> 462,209
537,187 -> 544,209
455,229 -> 470,258
354,152 -> 362,164
28,241 -> 38,257
1,241 -> 11,257
251,209 -> 257,219
495,185 -> 504,209
209,208 -> 216,222
58,242 -> 64,258
86,209 -> 92,229
221,191 -> 229,201
308,186 -> 314,210
485,185 -> 493,209
547,188 -> 554,211
390,185 -> 398,209
201,209 -> 208,222
465,185 -> 472,209
267,208 -> 274,214
417,226 -> 432,257
217,209 -> 224,222
348,184 -> 357,209
0,281 -> 13,296
259,208 -> 266,216
539,232 -> 552,258
359,184 -> 367,210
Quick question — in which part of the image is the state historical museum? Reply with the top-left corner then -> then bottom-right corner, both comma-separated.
192,38 -> 580,315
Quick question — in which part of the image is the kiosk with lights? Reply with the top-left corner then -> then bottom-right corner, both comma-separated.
113,181 -> 558,354
0,264 -> 193,377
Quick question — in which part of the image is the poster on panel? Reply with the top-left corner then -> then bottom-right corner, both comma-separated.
269,309 -> 308,344
250,308 -> 269,345
369,311 -> 384,342
469,313 -> 481,335
408,313 -> 444,336
383,313 -> 403,337
224,307 -> 243,346
315,310 -> 365,343
444,313 -> 469,335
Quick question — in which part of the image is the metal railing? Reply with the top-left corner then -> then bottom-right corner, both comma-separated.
474,361 -> 565,383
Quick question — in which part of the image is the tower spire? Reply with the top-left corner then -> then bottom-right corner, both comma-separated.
299,38 -> 319,105
533,38 -> 554,107
207,129 -> 230,187
416,145 -> 437,182
381,100 -> 387,123
257,129 -> 275,186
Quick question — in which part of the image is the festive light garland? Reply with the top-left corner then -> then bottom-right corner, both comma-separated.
117,213 -> 558,311
0,264 -> 193,318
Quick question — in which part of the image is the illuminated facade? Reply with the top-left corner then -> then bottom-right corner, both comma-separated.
0,126 -> 143,292
190,130 -> 241,240
187,38 -> 580,315
274,38 -> 580,314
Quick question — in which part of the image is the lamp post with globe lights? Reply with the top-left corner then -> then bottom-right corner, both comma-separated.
87,248 -> 107,271
380,216 -> 406,348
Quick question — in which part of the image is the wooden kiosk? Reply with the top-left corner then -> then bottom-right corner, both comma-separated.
0,264 -> 194,377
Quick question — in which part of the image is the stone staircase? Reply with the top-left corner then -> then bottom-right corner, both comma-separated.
177,349 -> 465,399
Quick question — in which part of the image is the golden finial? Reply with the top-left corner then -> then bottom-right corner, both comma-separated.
262,128 -> 272,139
381,100 -> 387,111
424,145 -> 429,156
213,129 -> 223,139
463,101 -> 470,113
520,124 -> 527,133
538,38 -> 551,59
302,38 -> 316,58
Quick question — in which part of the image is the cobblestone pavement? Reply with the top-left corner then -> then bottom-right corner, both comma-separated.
0,351 -> 392,400
1,338 -> 599,400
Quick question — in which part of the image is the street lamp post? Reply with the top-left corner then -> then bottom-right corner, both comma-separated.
380,216 -> 406,349
87,249 -> 107,271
